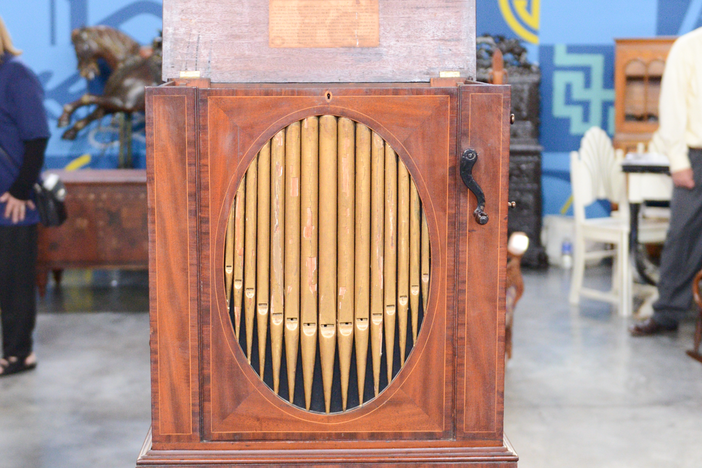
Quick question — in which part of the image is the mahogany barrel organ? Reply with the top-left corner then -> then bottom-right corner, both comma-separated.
138,1 -> 517,466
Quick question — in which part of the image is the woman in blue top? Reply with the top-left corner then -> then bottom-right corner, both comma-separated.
0,16 -> 50,376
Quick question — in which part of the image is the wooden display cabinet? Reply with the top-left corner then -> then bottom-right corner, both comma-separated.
137,1 -> 517,466
614,37 -> 676,152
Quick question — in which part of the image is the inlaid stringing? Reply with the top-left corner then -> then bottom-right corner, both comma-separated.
224,115 -> 431,413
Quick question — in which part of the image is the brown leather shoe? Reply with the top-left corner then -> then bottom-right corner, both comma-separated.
629,317 -> 678,337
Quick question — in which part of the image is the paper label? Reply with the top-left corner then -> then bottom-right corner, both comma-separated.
269,0 -> 379,48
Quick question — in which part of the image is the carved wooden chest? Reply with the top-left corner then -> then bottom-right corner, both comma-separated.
36,169 -> 148,295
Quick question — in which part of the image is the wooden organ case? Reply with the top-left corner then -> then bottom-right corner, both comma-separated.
138,1 -> 517,466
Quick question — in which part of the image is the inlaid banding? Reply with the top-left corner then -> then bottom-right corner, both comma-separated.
224,116 -> 431,413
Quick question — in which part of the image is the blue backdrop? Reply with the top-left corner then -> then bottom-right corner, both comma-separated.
3,1 -> 162,170
477,0 -> 699,216
5,1 -> 701,215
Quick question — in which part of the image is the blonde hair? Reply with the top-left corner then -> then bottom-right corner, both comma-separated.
0,15 -> 22,57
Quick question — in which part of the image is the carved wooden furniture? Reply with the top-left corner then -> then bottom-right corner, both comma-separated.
137,1 -> 516,466
614,37 -> 676,152
36,169 -> 148,296
689,269 -> 702,364
477,35 -> 546,268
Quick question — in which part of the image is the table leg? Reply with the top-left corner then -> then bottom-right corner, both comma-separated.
629,202 -> 657,286
52,269 -> 63,287
629,202 -> 639,257
36,267 -> 48,298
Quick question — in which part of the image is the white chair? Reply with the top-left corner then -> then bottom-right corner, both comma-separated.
568,127 -> 668,316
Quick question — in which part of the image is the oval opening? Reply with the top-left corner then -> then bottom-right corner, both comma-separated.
223,115 -> 432,413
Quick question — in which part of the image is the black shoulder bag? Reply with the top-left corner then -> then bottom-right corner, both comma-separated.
33,172 -> 68,226
0,145 -> 67,227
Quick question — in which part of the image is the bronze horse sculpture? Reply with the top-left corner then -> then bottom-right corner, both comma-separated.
58,26 -> 162,141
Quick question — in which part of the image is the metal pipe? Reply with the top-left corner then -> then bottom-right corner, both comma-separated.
370,131 -> 385,396
225,199 -> 235,313
421,211 -> 430,314
409,180 -> 421,343
244,157 -> 258,362
318,115 -> 337,413
233,179 -> 246,339
270,130 -> 285,393
354,123 -> 371,404
337,117 -> 355,410
397,160 -> 410,365
384,145 -> 397,384
300,116 -> 319,410
257,141 -> 271,378
284,121 -> 301,402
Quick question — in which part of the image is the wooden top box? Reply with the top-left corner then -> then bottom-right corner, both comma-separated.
162,0 -> 476,83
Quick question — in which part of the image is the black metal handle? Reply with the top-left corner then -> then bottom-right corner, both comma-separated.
460,148 -> 489,225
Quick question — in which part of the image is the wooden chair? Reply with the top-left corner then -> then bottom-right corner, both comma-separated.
568,127 -> 667,316
688,269 -> 702,363
569,127 -> 632,314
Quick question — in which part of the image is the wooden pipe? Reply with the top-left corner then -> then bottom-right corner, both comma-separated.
284,121 -> 301,402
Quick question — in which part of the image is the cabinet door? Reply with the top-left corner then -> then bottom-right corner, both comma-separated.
456,84 -> 511,443
202,86 -> 460,442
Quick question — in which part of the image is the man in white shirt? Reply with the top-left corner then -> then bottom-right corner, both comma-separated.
630,27 -> 702,336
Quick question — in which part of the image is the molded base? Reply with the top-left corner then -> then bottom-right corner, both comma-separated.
136,428 -> 518,467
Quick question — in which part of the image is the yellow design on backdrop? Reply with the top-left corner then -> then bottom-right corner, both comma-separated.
65,154 -> 91,171
499,0 -> 540,44
560,195 -> 573,215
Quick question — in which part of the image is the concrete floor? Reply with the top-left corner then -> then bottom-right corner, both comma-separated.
1,271 -> 151,468
505,266 -> 702,468
0,266 -> 701,468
